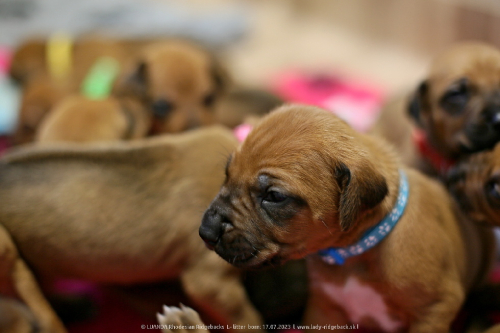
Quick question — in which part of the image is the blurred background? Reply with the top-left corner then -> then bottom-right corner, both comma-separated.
2,0 -> 500,93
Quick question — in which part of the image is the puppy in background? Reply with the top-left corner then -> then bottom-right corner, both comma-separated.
372,41 -> 500,176
115,40 -> 228,134
35,95 -> 151,143
191,105 -> 495,332
447,142 -> 500,226
11,36 -> 149,145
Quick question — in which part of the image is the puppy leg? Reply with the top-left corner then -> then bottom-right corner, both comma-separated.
180,254 -> 263,333
408,280 -> 464,333
0,225 -> 66,333
158,304 -> 208,333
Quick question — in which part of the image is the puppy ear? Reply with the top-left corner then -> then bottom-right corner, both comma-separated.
408,80 -> 428,125
335,162 -> 388,232
115,61 -> 148,98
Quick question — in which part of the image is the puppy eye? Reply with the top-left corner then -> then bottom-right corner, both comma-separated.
486,180 -> 500,201
263,190 -> 288,203
203,92 -> 217,108
151,99 -> 175,118
440,78 -> 469,115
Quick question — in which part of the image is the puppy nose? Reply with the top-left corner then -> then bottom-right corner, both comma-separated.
484,105 -> 500,128
151,100 -> 173,118
199,208 -> 227,249
492,112 -> 500,128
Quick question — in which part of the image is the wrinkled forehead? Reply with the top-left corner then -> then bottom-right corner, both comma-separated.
225,150 -> 333,203
227,141 -> 335,193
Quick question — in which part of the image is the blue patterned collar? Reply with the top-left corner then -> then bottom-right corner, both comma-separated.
318,170 -> 409,265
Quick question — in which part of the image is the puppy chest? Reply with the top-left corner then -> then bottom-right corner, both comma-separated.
320,277 -> 404,332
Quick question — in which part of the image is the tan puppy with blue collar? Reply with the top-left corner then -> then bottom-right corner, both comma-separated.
192,105 -> 495,332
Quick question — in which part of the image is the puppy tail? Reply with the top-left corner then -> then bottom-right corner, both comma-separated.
157,304 -> 208,333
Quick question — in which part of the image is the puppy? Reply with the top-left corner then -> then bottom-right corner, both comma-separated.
11,36 -> 149,145
447,142 -> 500,226
372,41 -> 500,175
198,105 -> 495,332
0,127 -> 262,332
35,95 -> 151,143
115,40 -> 227,134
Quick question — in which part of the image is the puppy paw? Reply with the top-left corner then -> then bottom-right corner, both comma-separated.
157,304 -> 208,333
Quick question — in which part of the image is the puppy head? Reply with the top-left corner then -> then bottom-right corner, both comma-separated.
116,40 -> 226,134
409,42 -> 500,159
9,38 -> 46,83
12,75 -> 70,145
447,143 -> 500,226
199,105 -> 389,268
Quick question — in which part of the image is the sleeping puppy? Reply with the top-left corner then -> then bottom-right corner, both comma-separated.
447,142 -> 500,226
115,40 -> 227,134
35,95 -> 151,143
372,41 -> 500,176
192,105 -> 495,332
0,127 -> 262,333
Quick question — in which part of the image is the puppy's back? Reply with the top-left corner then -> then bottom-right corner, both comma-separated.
0,126 -> 237,281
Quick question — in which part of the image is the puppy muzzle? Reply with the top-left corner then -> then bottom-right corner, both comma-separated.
199,206 -> 262,267
199,207 -> 227,249
462,105 -> 500,153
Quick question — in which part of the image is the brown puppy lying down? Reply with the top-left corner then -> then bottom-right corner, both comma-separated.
161,105 -> 496,333
372,41 -> 500,176
35,95 -> 151,143
447,142 -> 500,227
0,127 -> 262,333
